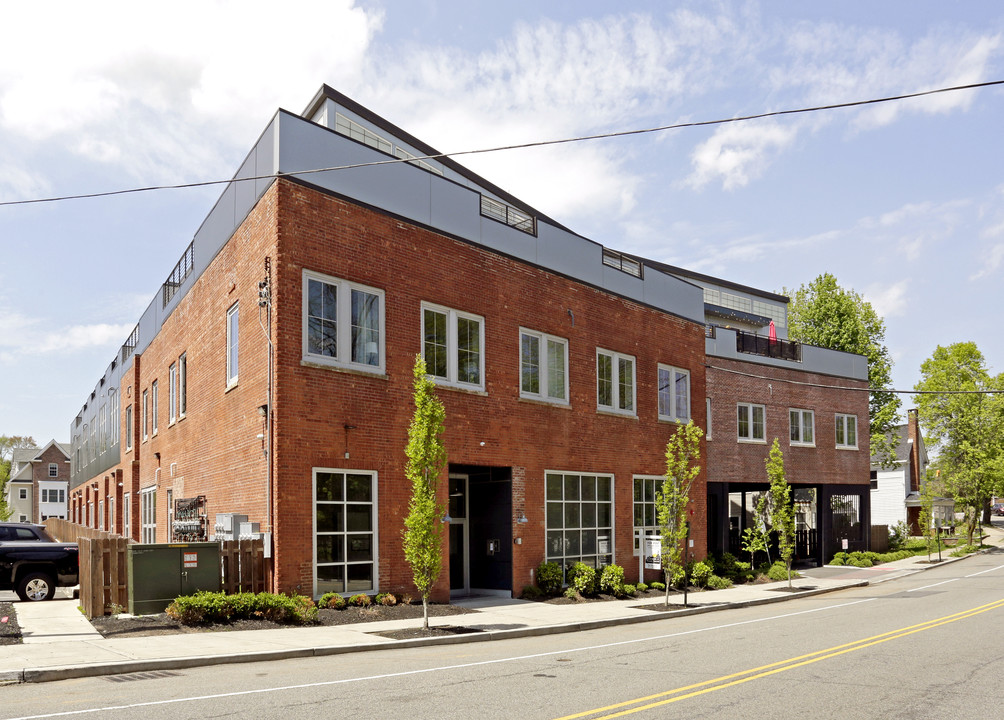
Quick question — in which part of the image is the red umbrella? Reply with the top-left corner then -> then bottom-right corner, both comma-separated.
768,320 -> 777,343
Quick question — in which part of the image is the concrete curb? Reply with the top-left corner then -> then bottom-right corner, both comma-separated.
14,579 -> 870,684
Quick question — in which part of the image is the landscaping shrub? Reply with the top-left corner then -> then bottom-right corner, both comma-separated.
348,593 -> 371,607
563,587 -> 579,601
536,561 -> 563,596
636,582 -> 648,593
670,565 -> 686,589
521,584 -> 543,600
165,591 -> 317,626
599,564 -> 626,596
377,592 -> 398,607
711,552 -> 740,580
889,520 -> 911,551
767,561 -> 790,582
622,584 -> 637,596
734,561 -> 754,583
707,574 -> 732,590
567,562 -> 598,597
650,581 -> 666,591
690,561 -> 713,588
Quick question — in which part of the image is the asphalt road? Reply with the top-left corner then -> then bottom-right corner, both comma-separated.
3,552 -> 1003,720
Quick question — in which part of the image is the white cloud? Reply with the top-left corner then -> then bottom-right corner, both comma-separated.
0,1 -> 382,181
0,305 -> 133,359
864,280 -> 908,318
970,244 -> 1004,281
686,121 -> 799,190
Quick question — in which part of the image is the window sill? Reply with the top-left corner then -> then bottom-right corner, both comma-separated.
596,407 -> 638,419
225,380 -> 238,393
836,445 -> 859,451
301,357 -> 388,380
790,442 -> 815,448
737,438 -> 767,444
432,381 -> 488,397
658,416 -> 690,425
518,396 -> 571,409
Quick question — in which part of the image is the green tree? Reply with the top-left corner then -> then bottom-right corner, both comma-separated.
914,342 -> 1004,533
655,421 -> 703,608
766,440 -> 796,588
740,491 -> 770,568
402,355 -> 448,629
785,273 -> 900,466
0,435 -> 36,522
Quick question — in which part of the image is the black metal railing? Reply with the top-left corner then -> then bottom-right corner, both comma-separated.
162,241 -> 195,308
735,329 -> 801,362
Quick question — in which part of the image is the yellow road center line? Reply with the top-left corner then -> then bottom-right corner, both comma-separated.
552,597 -> 1004,720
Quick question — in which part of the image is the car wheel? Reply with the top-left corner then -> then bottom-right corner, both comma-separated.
16,572 -> 55,602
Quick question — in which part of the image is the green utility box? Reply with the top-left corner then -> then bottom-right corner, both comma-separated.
128,542 -> 221,615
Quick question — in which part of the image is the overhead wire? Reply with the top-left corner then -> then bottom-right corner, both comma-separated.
1,79 -> 1002,208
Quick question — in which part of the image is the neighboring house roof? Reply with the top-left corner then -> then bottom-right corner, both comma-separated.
30,439 -> 70,461
904,491 -> 954,509
11,446 -> 38,464
870,423 -> 929,470
12,462 -> 33,481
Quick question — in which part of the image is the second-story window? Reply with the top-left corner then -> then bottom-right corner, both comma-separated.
737,402 -> 765,442
520,329 -> 568,403
142,390 -> 149,441
227,302 -> 239,387
597,349 -> 635,415
125,405 -> 133,451
303,270 -> 385,373
151,380 -> 159,435
169,363 -> 177,423
789,409 -> 815,446
836,414 -> 858,449
178,353 -> 187,418
422,303 -> 484,390
658,365 -> 690,422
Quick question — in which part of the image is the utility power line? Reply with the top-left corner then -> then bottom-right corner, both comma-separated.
2,79 -> 1002,208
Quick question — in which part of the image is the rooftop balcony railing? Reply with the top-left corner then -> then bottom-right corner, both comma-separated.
735,329 -> 801,362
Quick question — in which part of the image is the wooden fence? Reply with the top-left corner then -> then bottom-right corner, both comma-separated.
44,517 -> 120,543
79,537 -> 130,618
74,537 -> 267,617
220,539 -> 267,594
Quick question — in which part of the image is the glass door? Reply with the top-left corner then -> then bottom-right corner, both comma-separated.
449,474 -> 469,596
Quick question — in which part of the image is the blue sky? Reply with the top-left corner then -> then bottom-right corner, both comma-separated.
2,0 -> 1003,443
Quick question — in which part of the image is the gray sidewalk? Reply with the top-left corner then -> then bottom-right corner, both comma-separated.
1,533 -> 998,685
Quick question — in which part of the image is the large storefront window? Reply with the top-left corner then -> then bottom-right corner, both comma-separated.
314,469 -> 377,596
545,472 -> 613,579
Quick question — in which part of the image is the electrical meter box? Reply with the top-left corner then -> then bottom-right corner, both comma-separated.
128,542 -> 221,615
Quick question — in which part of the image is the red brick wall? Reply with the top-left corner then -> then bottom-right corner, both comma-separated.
705,356 -> 870,487
271,180 -> 708,596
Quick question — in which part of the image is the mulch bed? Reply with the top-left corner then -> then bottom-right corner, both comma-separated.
88,602 -> 476,639
0,602 -> 21,645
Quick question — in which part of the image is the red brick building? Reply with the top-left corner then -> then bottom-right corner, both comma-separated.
68,86 -> 869,598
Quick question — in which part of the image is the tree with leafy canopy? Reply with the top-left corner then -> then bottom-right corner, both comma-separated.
784,273 -> 900,466
403,355 -> 448,629
0,435 -> 36,522
913,342 -> 1004,533
740,491 -> 770,568
655,421 -> 703,608
766,439 -> 796,588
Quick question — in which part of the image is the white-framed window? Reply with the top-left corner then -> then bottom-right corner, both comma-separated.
596,349 -> 635,415
545,471 -> 614,581
48,463 -> 58,477
109,497 -> 115,534
633,475 -> 664,554
178,353 -> 187,418
303,270 -> 385,373
142,390 -> 149,441
314,469 -> 377,596
227,302 -> 239,386
98,500 -> 105,531
151,380 -> 159,435
519,329 -> 568,403
123,494 -> 131,539
140,487 -> 157,543
657,365 -> 690,422
737,402 -> 766,442
836,414 -> 858,449
169,362 -> 177,423
706,398 -> 713,440
125,404 -> 133,451
422,303 -> 484,390
789,409 -> 815,446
